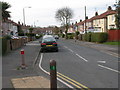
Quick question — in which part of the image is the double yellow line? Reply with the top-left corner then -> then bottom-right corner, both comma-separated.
57,72 -> 90,90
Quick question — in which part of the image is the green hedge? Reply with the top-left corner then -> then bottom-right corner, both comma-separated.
91,33 -> 108,43
84,33 -> 91,42
26,33 -> 35,37
67,35 -> 74,39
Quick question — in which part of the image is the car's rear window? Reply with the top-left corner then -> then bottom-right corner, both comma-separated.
42,37 -> 56,42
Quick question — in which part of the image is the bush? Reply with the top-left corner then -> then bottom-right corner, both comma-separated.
62,34 -> 65,38
84,33 -> 91,42
68,35 -> 74,39
18,33 -> 25,36
91,33 -> 108,43
4,35 -> 11,40
26,33 -> 35,37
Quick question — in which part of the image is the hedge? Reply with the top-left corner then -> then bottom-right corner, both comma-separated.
91,33 -> 108,43
84,33 -> 91,42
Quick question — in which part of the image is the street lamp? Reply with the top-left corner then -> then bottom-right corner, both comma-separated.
23,6 -> 31,25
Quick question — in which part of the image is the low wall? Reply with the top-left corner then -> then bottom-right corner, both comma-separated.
108,29 -> 120,41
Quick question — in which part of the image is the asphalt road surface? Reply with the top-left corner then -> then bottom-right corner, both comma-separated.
38,39 -> 119,89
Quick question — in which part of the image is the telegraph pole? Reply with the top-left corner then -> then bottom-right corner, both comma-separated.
85,6 -> 87,34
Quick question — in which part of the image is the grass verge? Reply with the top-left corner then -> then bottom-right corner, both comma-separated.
103,42 -> 120,45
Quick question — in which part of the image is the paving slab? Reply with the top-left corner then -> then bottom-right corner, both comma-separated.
11,76 -> 50,88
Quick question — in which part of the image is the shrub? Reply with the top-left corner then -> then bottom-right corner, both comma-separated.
62,34 -> 65,38
18,33 -> 25,36
84,33 -> 91,42
4,35 -> 11,40
91,33 -> 108,43
26,33 -> 35,37
68,35 -> 74,39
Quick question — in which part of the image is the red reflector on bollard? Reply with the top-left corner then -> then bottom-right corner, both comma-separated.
21,50 -> 24,54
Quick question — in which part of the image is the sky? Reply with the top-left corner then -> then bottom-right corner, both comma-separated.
2,0 -> 116,27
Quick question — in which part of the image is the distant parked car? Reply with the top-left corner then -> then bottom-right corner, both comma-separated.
11,36 -> 19,39
53,35 -> 59,39
40,36 -> 58,52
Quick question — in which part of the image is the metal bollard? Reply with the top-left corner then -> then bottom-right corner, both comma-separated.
50,60 -> 57,90
20,49 -> 26,69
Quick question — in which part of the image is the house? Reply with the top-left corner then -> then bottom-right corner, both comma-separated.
107,11 -> 116,29
2,19 -> 18,36
93,6 -> 116,32
77,21 -> 84,34
68,23 -> 75,33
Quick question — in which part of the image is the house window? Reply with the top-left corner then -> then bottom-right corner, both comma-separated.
112,15 -> 114,22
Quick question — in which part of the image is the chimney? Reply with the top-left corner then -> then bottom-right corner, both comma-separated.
95,12 -> 98,16
108,6 -> 112,11
75,21 -> 77,24
18,21 -> 20,25
86,16 -> 88,19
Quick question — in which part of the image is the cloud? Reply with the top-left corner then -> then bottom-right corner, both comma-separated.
3,0 -> 115,27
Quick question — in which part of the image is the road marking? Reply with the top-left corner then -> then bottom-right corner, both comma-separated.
57,72 -> 90,89
39,53 -> 74,88
68,49 -> 74,53
57,74 -> 82,89
76,54 -> 88,62
98,64 -> 120,73
63,46 -> 88,62
97,61 -> 106,63
39,53 -> 90,89
64,46 -> 68,49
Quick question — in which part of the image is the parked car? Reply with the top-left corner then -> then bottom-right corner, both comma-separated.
53,35 -> 59,39
40,36 -> 58,52
11,36 -> 19,39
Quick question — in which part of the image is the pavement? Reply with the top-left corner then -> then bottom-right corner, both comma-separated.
2,40 -> 50,89
11,76 -> 50,88
2,38 -> 119,89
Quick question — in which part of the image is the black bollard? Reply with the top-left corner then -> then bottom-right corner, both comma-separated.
50,60 -> 57,90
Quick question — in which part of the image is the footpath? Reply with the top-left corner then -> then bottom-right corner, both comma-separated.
68,39 -> 119,58
2,40 -> 50,89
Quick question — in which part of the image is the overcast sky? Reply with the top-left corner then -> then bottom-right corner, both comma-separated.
3,0 -> 116,27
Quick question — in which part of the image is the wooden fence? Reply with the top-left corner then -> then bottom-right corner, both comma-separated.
108,29 -> 120,41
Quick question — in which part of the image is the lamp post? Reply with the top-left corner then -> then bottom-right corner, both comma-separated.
23,6 -> 31,25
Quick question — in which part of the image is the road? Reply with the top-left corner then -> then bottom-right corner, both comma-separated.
36,38 -> 119,89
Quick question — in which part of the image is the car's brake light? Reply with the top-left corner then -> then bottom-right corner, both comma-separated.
53,43 -> 57,44
41,43 -> 46,45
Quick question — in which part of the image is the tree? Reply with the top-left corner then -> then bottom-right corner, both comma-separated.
55,7 -> 73,39
0,1 -> 11,21
29,28 -> 33,33
115,0 -> 120,29
53,26 -> 59,34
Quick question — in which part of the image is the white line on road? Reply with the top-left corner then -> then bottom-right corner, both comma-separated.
98,64 -> 120,73
75,54 -> 88,62
97,61 -> 106,63
64,46 -> 68,49
39,53 -> 74,88
68,49 -> 74,53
